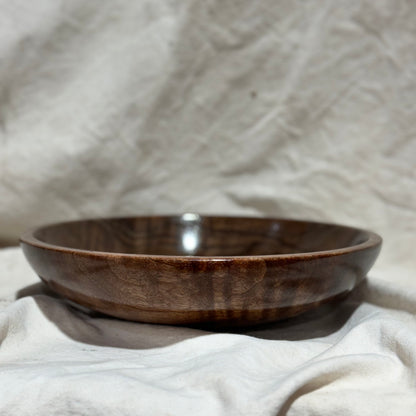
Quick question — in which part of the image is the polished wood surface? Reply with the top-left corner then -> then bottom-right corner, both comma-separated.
20,215 -> 382,326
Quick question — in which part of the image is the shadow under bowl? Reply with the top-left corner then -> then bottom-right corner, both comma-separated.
20,214 -> 382,327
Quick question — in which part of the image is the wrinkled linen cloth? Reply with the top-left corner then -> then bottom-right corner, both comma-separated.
1,249 -> 416,415
0,0 -> 416,415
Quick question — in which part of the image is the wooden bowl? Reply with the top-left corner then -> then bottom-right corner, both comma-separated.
20,215 -> 381,327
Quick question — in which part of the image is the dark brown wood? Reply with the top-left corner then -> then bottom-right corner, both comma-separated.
20,215 -> 382,327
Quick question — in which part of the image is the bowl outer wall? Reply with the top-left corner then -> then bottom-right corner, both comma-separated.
20,222 -> 382,325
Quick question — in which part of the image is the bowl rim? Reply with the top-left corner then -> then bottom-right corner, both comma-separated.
19,214 -> 382,262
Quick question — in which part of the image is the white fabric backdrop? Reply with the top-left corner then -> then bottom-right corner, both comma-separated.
0,1 -> 415,414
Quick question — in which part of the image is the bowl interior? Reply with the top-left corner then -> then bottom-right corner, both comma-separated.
33,215 -> 369,256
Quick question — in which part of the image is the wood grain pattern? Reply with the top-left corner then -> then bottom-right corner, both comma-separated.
20,215 -> 382,327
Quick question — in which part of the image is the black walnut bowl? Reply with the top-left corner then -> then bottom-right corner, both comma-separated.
20,214 -> 382,327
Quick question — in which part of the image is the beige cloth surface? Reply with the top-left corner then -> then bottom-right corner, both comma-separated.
1,248 -> 416,415
0,1 -> 415,414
